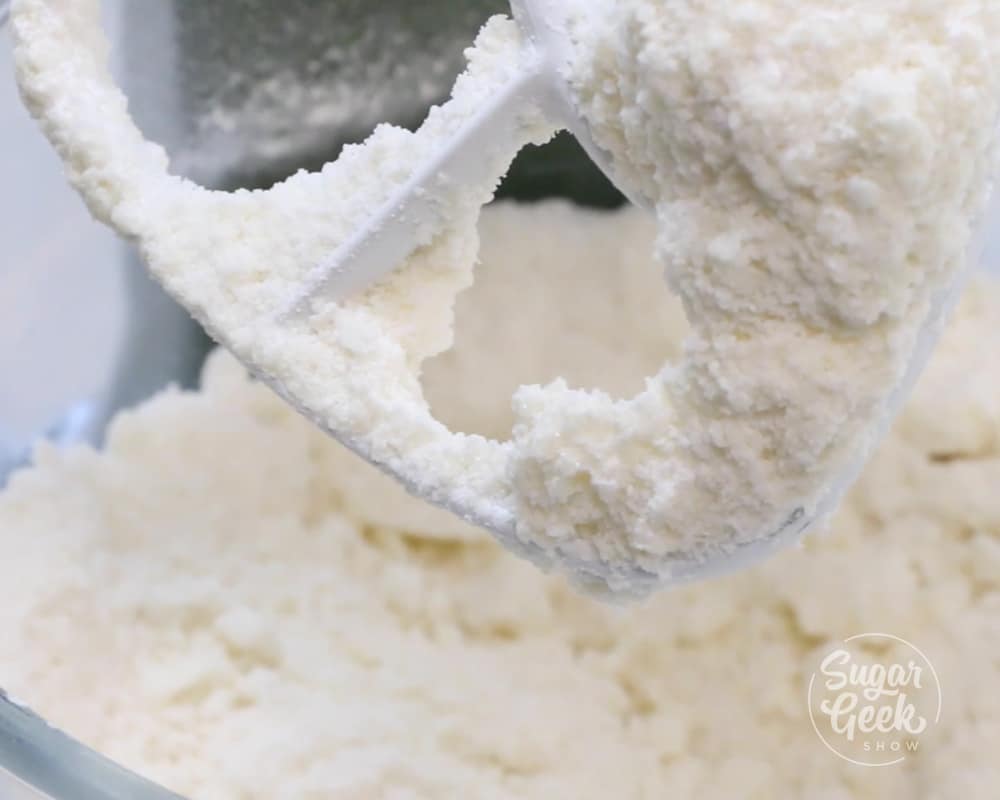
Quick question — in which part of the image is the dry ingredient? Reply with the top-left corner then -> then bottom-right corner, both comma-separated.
10,0 -> 1000,597
1,203 -> 999,799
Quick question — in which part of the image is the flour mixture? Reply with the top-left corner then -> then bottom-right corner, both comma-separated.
2,204 -> 1000,799
13,0 -> 1000,594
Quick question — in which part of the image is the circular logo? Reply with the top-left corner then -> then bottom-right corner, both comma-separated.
807,633 -> 942,767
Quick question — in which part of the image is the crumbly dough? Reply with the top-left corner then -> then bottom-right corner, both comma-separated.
540,0 -> 1000,588
11,0 -> 1000,596
1,204 -> 999,800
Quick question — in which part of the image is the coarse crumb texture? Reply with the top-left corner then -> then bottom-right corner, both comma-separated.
553,0 -> 1000,588
2,205 -> 1000,800
11,0 -> 1000,595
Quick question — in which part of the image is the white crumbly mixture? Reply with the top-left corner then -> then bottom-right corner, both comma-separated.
2,204 -> 1000,799
543,0 -> 1000,586
11,0 -> 1000,596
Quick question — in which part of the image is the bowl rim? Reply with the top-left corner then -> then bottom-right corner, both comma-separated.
0,692 -> 184,800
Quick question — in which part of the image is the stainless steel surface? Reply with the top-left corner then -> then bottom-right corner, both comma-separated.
117,0 -> 620,197
122,0 -> 506,188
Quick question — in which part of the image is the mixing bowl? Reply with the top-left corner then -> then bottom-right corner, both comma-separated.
1,2 -> 998,798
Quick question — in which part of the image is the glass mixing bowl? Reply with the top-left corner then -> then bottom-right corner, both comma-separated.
1,2 -> 999,798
